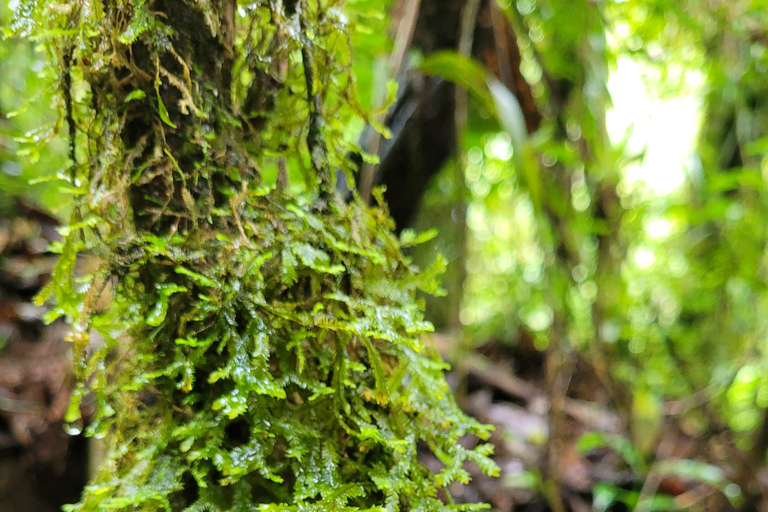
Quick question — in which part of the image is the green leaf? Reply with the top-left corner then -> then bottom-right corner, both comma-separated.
419,51 -> 539,206
360,336 -> 388,404
420,51 -> 495,113
156,91 -> 177,129
294,243 -> 346,275
504,469 -> 540,490
125,89 -> 147,103
487,78 -> 527,155
146,296 -> 170,326
576,432 -> 646,476
592,482 -> 619,512
486,78 -> 540,206
174,266 -> 219,288
655,459 -> 727,487
399,228 -> 438,247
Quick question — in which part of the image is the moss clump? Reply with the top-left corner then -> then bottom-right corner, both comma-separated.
12,0 -> 498,510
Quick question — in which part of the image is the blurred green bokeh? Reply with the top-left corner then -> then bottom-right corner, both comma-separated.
0,0 -> 67,213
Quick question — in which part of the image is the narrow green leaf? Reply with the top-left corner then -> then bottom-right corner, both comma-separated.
157,94 -> 177,129
174,266 -> 219,288
360,336 -> 388,404
420,51 -> 495,113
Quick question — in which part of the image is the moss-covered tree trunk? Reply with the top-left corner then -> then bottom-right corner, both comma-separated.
13,0 -> 497,510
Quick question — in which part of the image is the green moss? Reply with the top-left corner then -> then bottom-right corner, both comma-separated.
14,0 -> 498,510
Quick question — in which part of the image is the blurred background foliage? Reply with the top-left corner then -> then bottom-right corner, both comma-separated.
0,0 -> 65,213
5,0 -> 768,510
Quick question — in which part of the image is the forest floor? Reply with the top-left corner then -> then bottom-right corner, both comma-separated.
0,200 -> 87,511
429,333 -> 742,511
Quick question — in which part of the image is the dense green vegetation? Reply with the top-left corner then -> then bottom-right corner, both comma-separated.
413,1 -> 768,509
4,0 -> 768,510
6,0 -> 497,510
